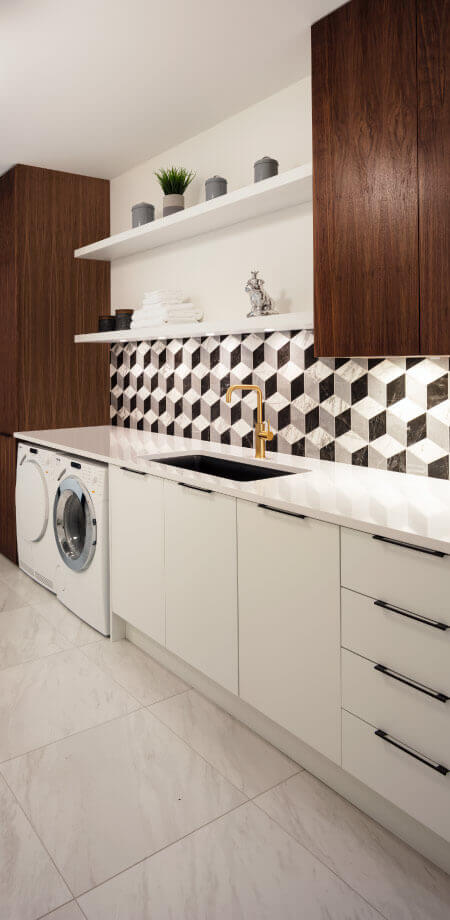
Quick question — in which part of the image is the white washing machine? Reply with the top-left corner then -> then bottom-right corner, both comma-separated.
16,443 -> 59,593
53,455 -> 110,636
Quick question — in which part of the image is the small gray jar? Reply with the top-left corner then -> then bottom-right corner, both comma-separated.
205,175 -> 227,201
254,157 -> 279,183
131,202 -> 155,227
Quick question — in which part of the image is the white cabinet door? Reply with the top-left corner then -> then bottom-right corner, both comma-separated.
110,465 -> 165,644
238,501 -> 341,764
164,480 -> 238,693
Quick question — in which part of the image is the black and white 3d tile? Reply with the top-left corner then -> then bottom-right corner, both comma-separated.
110,331 -> 450,479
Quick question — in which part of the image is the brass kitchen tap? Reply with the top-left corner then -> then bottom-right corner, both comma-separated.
225,384 -> 274,459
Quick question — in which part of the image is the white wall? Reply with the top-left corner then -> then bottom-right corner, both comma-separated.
110,78 -> 312,323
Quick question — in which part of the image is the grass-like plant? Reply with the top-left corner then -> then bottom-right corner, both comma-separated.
154,166 -> 196,195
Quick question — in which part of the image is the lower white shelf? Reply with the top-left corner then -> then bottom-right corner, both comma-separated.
74,311 -> 313,344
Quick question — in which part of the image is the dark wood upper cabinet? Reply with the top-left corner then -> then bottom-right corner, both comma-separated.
417,0 -> 450,354
312,0 -> 426,357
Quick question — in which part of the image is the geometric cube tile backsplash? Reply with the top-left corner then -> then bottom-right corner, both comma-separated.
110,330 -> 450,479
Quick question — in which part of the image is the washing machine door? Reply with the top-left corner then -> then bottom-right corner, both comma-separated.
16,458 -> 49,542
53,476 -> 97,572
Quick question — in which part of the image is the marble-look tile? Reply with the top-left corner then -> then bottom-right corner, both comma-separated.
0,775 -> 70,920
43,903 -> 85,919
79,802 -> 380,920
31,596 -> 103,647
0,607 -> 71,670
0,553 -> 17,578
0,647 -> 139,761
256,772 -> 450,920
2,709 -> 245,895
82,639 -> 188,705
1,566 -> 53,604
151,689 -> 299,798
0,577 -> 28,613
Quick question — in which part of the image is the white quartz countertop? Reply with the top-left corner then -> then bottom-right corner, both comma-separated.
15,425 -> 450,553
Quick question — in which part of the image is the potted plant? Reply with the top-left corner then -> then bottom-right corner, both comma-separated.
154,166 -> 196,217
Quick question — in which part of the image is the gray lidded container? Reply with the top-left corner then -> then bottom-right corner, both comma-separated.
205,175 -> 227,201
131,202 -> 155,228
254,156 -> 279,183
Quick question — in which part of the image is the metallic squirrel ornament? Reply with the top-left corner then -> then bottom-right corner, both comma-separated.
245,271 -> 278,318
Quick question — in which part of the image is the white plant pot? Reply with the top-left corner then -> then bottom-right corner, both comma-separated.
163,193 -> 184,217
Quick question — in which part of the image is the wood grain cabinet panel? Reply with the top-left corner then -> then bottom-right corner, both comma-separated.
0,164 -> 110,561
418,0 -> 450,354
312,0 -> 420,356
0,435 -> 17,562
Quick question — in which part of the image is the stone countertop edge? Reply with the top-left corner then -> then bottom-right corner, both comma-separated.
14,425 -> 450,555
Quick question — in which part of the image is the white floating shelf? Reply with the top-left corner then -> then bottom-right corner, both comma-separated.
74,164 -> 312,262
74,311 -> 313,345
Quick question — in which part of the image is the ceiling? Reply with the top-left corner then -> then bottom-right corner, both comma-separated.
1,0 -> 342,180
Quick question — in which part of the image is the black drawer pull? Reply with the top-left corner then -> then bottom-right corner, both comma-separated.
372,534 -> 446,558
374,599 -> 448,632
120,466 -> 147,476
178,482 -> 212,495
374,664 -> 449,703
374,729 -> 449,776
258,503 -> 306,520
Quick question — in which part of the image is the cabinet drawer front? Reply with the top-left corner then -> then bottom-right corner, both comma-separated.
342,710 -> 450,842
341,588 -> 450,696
341,527 -> 450,623
342,648 -> 450,767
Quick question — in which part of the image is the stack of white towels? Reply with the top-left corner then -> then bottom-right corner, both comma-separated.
131,290 -> 203,328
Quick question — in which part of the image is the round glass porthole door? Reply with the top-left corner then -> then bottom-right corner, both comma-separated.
53,476 -> 96,572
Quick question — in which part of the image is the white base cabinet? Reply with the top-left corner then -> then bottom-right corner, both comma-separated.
237,501 -> 341,764
110,466 -> 165,644
164,481 -> 238,694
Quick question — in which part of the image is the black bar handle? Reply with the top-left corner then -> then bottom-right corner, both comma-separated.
258,503 -> 306,520
178,482 -> 212,495
120,466 -> 147,476
372,534 -> 446,558
374,663 -> 449,703
374,599 -> 448,632
374,729 -> 449,776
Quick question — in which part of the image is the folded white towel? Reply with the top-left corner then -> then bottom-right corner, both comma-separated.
131,310 -> 203,329
136,301 -> 194,315
142,290 -> 184,305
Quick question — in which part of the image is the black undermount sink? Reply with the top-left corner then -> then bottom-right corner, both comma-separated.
152,454 -> 296,482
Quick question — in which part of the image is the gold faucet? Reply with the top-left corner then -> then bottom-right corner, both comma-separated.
225,384 -> 274,459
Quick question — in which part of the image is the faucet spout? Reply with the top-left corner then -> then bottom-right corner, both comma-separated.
225,384 -> 274,459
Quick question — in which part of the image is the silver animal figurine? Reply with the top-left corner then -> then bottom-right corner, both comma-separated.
245,271 -> 278,318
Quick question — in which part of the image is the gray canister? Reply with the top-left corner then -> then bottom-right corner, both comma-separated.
205,175 -> 227,201
254,157 -> 279,183
131,202 -> 155,228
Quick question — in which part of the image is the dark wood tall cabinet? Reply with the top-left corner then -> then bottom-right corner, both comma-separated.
312,0 -> 449,357
0,164 -> 110,561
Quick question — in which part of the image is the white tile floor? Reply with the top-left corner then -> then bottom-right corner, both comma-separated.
0,555 -> 449,918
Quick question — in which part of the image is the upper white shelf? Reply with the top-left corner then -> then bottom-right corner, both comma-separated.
74,163 -> 312,262
74,311 -> 313,344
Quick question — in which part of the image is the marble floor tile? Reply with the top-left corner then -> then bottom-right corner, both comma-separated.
256,772 -> 450,920
31,596 -> 104,647
0,553 -> 17,578
2,708 -> 245,896
82,639 -> 188,705
0,606 -> 71,670
151,689 -> 299,798
0,647 -> 139,762
79,801 -> 380,920
2,566 -> 54,604
0,775 -> 70,920
43,903 -> 85,919
0,577 -> 29,613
